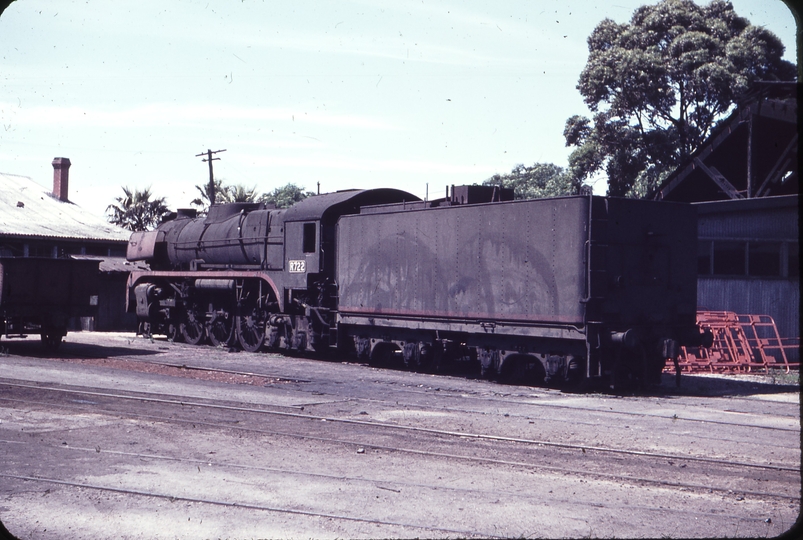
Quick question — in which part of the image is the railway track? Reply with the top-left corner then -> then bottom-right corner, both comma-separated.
34,349 -> 803,431
0,470 -> 496,539
0,436 -> 791,530
1,339 -> 799,538
0,454 -> 785,539
1,380 -> 798,501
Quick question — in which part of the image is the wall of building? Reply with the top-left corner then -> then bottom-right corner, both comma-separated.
697,278 -> 799,339
695,195 -> 799,338
95,272 -> 138,331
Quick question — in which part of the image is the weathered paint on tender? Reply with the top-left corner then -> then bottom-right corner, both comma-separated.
336,196 -> 587,325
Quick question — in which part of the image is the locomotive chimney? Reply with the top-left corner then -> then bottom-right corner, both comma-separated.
52,157 -> 71,202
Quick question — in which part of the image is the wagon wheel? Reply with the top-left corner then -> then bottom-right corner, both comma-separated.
40,327 -> 65,350
207,313 -> 234,347
180,308 -> 206,345
236,310 -> 266,352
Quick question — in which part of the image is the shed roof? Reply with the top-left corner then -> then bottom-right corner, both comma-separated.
656,81 -> 798,202
0,172 -> 130,243
693,193 -> 799,215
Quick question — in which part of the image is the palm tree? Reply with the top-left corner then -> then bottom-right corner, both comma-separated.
222,184 -> 259,203
191,178 -> 262,214
190,177 -> 226,214
106,186 -> 170,232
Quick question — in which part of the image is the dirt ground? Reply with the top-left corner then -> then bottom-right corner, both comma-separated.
0,331 -> 799,539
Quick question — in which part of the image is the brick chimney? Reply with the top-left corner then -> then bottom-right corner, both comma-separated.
52,157 -> 71,202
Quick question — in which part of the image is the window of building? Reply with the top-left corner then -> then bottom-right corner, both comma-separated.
303,223 -> 316,253
85,246 -> 109,256
712,241 -> 745,276
701,240 -> 796,279
28,244 -> 56,258
0,242 -> 24,257
748,243 -> 781,277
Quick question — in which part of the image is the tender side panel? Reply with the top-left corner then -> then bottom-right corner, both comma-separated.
336,197 -> 589,327
0,258 -> 99,317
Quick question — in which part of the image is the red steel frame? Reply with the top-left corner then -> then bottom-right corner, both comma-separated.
665,310 -> 800,374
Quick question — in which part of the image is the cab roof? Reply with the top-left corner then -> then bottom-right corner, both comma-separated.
281,188 -> 420,223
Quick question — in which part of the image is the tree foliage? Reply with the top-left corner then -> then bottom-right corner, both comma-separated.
190,178 -> 264,214
260,183 -> 316,209
565,0 -> 796,198
226,184 -> 260,203
190,178 -> 226,213
190,179 -> 314,213
106,186 -> 170,232
483,162 -> 580,199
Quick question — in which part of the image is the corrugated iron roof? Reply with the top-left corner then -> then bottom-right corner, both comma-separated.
0,172 -> 130,242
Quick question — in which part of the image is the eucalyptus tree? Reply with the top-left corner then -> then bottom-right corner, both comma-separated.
483,163 -> 580,199
564,0 -> 795,198
259,183 -> 315,209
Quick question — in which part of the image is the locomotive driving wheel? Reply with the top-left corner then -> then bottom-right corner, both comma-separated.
237,309 -> 266,352
180,307 -> 206,345
235,281 -> 274,352
166,322 -> 180,342
207,312 -> 234,347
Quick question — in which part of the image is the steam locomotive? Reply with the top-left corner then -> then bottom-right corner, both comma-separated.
127,185 -> 708,388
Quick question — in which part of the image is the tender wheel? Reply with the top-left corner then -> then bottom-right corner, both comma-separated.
180,309 -> 206,345
237,313 -> 266,352
208,313 -> 233,347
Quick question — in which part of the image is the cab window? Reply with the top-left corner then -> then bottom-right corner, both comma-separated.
303,223 -> 316,253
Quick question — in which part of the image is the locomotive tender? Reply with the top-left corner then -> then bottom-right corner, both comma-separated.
127,185 -> 707,388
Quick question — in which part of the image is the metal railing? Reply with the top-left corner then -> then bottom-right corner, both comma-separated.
666,311 -> 799,374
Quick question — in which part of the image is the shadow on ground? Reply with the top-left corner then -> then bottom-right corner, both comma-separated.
0,338 -> 160,360
657,371 -> 800,398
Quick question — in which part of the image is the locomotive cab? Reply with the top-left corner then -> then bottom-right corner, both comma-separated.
283,221 -> 320,279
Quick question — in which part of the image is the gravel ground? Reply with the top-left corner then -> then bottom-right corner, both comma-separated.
0,331 -> 799,539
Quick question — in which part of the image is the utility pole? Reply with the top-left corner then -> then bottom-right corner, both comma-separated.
195,149 -> 226,205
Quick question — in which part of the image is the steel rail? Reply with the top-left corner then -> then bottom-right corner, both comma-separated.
1,439 -> 796,507
47,355 -> 803,430
0,381 -> 798,474
48,339 -> 800,410
0,472 -> 499,539
37,340 -> 800,424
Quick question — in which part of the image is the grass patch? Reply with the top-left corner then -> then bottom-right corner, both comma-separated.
764,368 -> 799,386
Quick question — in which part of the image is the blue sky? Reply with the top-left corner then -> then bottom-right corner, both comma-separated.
0,0 -> 797,217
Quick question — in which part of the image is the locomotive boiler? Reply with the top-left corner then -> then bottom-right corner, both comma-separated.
127,185 -> 708,389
